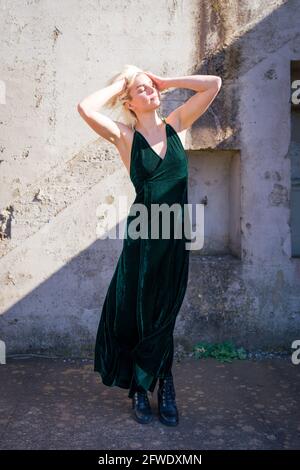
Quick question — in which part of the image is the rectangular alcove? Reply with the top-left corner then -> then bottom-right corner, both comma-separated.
187,149 -> 241,258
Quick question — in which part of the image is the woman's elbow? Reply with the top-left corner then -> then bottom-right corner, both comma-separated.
215,76 -> 222,90
77,102 -> 89,117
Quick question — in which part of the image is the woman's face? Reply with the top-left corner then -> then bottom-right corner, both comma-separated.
126,73 -> 160,113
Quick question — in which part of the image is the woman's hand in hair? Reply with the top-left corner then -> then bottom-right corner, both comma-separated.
143,71 -> 168,93
120,77 -> 128,93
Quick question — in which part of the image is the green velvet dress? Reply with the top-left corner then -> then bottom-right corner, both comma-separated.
94,117 -> 190,398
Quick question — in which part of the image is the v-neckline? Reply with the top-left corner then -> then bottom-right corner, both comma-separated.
134,120 -> 169,161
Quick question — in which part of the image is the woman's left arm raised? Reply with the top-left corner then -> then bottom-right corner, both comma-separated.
145,72 -> 222,131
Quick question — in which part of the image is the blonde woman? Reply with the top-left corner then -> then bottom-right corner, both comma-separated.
78,65 -> 222,426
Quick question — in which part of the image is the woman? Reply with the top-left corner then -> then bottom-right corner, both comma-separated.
77,65 -> 222,426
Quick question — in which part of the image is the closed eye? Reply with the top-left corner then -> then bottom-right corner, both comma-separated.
137,82 -> 154,93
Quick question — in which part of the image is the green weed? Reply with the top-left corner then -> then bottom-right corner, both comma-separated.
192,340 -> 247,363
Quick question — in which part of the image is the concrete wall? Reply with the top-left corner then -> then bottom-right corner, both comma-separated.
0,0 -> 299,356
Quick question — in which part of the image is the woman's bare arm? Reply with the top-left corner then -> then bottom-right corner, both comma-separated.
77,79 -> 130,145
162,74 -> 222,131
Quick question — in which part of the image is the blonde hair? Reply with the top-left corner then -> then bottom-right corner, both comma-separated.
103,64 -> 163,129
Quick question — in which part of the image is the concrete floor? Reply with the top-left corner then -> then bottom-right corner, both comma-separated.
0,355 -> 299,450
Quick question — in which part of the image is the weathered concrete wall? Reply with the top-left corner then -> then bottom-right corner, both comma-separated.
0,0 -> 299,356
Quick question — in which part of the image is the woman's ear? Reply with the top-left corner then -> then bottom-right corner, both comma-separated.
124,100 -> 133,112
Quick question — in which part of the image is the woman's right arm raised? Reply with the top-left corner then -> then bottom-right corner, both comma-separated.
77,79 -> 131,148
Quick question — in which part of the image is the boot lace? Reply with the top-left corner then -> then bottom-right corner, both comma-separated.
159,375 -> 176,405
134,390 -> 151,409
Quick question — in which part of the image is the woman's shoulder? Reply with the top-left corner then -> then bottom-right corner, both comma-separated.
164,115 -> 187,149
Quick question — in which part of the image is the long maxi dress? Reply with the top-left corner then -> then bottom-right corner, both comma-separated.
94,117 -> 190,398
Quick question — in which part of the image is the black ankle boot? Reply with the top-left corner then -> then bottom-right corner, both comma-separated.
132,387 -> 153,424
157,374 -> 179,426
